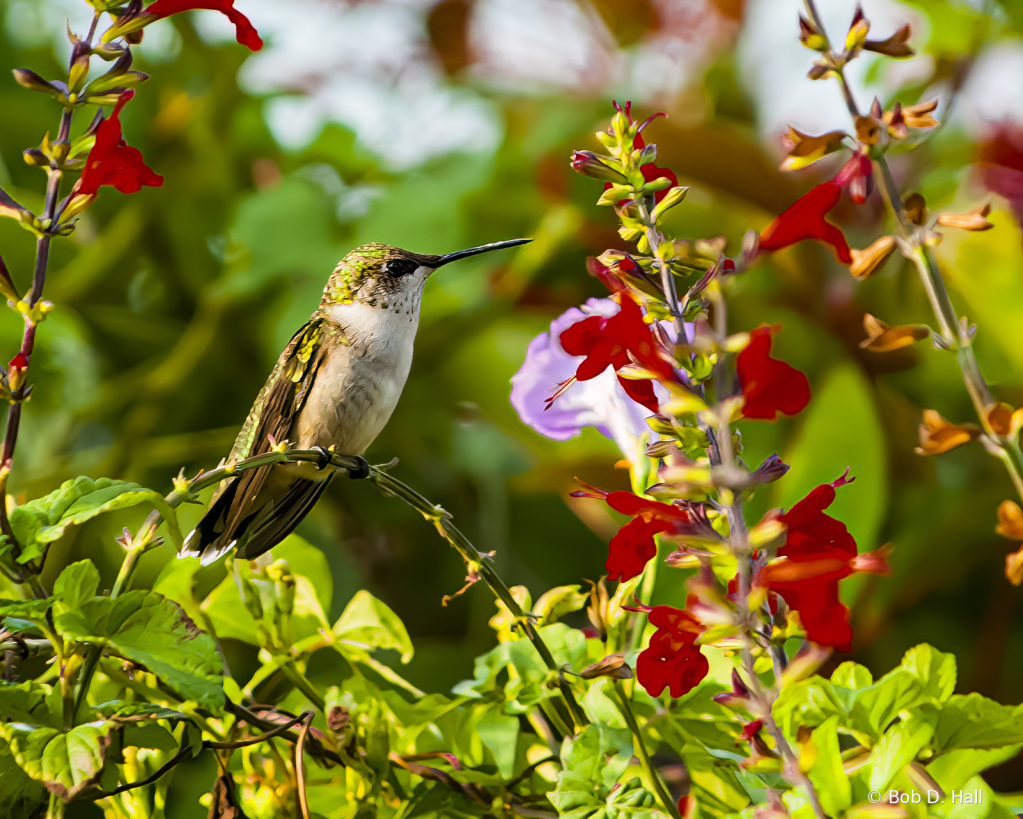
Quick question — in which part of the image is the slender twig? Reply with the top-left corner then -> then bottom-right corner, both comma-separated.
96,745 -> 195,799
1,14 -> 92,587
293,712 -> 314,819
206,711 -> 313,749
226,702 -> 344,766
368,466 -> 589,730
614,681 -> 682,819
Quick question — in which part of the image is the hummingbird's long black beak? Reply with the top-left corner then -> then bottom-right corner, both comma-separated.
433,238 -> 532,268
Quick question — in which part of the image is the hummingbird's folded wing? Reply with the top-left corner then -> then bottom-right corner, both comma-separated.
183,318 -> 329,562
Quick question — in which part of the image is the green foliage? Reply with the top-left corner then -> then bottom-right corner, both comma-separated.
4,476 -> 181,563
332,589 -> 415,664
770,646 -> 1023,818
1,0 -> 1023,816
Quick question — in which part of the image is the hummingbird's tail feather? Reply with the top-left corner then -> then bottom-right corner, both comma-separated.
234,475 -> 334,561
180,478 -> 245,565
181,473 -> 334,564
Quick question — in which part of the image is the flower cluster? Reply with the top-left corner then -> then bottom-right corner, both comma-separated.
511,99 -> 890,715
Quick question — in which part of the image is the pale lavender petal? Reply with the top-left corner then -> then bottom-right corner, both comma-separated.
510,298 -> 651,456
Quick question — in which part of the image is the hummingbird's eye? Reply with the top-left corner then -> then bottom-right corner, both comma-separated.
386,259 -> 418,278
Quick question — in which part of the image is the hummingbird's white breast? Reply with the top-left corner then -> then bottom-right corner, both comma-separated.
291,271 -> 427,462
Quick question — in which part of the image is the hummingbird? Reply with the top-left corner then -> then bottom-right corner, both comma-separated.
183,238 -> 530,564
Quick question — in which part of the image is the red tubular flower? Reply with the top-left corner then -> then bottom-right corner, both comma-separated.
77,92 -> 163,196
736,326 -> 810,421
759,475 -> 891,652
759,181 -> 851,263
636,605 -> 709,698
557,292 -> 679,413
572,486 -> 697,581
837,152 -> 874,205
145,0 -> 263,51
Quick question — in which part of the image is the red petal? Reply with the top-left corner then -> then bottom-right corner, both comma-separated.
146,0 -> 263,51
636,609 -> 709,698
771,577 -> 852,652
759,182 -> 852,264
605,491 -> 688,522
606,517 -> 670,582
77,93 -> 163,197
617,375 -> 660,413
736,327 -> 810,421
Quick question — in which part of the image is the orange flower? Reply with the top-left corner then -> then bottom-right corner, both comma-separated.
915,410 -> 981,455
996,501 -> 1023,540
858,314 -> 930,352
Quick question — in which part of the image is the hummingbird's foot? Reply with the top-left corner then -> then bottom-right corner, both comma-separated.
312,446 -> 334,470
347,456 -> 371,480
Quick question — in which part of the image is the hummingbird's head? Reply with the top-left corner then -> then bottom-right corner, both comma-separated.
320,239 -> 531,314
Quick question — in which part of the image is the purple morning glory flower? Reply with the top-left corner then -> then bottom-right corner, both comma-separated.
510,298 -> 666,462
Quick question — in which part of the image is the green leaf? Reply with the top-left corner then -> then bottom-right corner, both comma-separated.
55,590 -> 224,711
932,693 -> 1023,752
867,706 -> 937,791
927,745 -> 1023,792
0,599 -> 52,624
773,676 -> 844,740
831,661 -> 873,690
0,682 -> 62,730
658,685 -> 742,752
551,723 -> 636,813
0,739 -> 46,819
53,560 -> 100,610
10,477 -> 182,562
679,743 -> 751,816
0,721 -> 115,801
332,590 -> 413,663
476,709 -> 518,780
807,716 -> 851,817
152,556 -> 204,625
201,576 -> 261,645
273,535 -> 333,615
901,644 -> 957,703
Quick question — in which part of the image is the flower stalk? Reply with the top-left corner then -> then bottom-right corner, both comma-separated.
801,0 -> 1023,503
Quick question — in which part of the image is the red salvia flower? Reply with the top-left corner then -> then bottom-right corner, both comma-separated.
736,326 -> 810,421
635,605 -> 709,698
571,485 -> 697,581
77,92 -> 163,196
145,0 -> 263,51
759,153 -> 874,263
759,181 -> 851,263
759,474 -> 891,652
837,152 -> 874,205
556,292 -> 679,413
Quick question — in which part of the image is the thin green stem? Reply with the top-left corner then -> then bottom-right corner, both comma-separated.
280,662 -> 326,711
615,681 -> 682,819
369,467 -> 589,729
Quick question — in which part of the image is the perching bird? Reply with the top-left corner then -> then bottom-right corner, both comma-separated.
182,239 -> 530,564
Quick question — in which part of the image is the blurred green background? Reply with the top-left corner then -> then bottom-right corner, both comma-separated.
3,0 -> 1023,801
